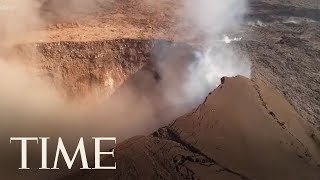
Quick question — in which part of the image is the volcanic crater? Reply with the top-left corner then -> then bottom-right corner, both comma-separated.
7,39 -> 196,104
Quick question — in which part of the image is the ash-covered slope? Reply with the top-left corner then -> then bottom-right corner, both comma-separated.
244,0 -> 320,133
68,76 -> 320,180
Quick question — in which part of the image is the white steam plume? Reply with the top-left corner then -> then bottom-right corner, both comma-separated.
173,0 -> 251,104
184,0 -> 247,36
152,0 -> 251,108
183,47 -> 251,104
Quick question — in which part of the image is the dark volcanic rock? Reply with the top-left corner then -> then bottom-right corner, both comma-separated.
241,0 -> 320,132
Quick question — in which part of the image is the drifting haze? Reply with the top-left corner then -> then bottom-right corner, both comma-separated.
159,0 -> 251,106
184,0 -> 247,36
0,0 -> 252,145
0,0 -> 250,178
0,0 -> 42,44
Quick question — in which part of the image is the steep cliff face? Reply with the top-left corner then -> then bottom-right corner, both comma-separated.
5,39 -> 175,102
66,76 -> 320,180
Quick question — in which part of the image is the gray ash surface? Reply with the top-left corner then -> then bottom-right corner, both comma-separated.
241,0 -> 320,131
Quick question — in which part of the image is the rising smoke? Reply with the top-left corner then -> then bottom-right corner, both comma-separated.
158,0 -> 251,106
184,0 -> 247,36
0,0 -> 250,178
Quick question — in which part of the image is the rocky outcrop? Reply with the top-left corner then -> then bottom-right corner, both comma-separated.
66,76 -> 320,180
